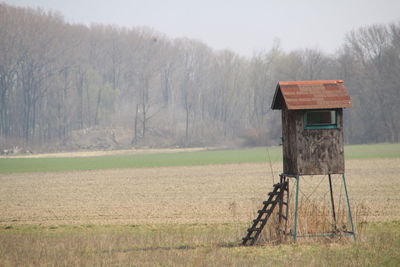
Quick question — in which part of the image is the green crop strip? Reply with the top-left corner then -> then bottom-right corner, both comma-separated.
0,143 -> 398,174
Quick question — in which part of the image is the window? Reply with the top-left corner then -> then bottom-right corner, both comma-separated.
304,110 -> 338,129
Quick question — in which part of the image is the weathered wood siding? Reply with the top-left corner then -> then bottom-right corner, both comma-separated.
282,107 -> 298,174
282,108 -> 344,175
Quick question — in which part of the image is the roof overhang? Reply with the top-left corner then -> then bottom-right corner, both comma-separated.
271,80 -> 352,110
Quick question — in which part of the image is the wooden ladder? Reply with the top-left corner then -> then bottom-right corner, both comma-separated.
242,178 -> 289,246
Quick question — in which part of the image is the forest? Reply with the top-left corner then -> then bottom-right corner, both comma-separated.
0,3 -> 399,152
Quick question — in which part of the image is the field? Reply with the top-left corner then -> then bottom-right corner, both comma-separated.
1,143 -> 399,174
0,143 -> 399,266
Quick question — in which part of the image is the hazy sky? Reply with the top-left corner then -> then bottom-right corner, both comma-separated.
4,0 -> 400,56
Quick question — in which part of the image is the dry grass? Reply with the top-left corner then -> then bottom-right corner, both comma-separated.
0,222 -> 398,266
258,199 -> 369,245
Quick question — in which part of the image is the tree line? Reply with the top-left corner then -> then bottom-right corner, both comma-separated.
0,3 -> 399,152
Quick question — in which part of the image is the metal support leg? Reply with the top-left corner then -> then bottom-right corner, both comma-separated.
342,173 -> 356,241
328,174 -> 337,231
293,175 -> 300,242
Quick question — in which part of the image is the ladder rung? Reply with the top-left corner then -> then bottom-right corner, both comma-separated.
282,202 -> 288,206
248,227 -> 261,232
258,209 -> 272,214
273,182 -> 285,187
263,200 -> 276,205
253,218 -> 266,223
269,192 -> 280,196
242,236 -> 254,241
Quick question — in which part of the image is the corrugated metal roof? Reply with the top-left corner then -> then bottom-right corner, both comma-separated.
271,80 -> 352,110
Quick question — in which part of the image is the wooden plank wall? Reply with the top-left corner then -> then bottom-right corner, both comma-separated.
282,108 -> 345,175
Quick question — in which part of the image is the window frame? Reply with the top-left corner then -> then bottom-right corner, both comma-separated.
304,109 -> 338,130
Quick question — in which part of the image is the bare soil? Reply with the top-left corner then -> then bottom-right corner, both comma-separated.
0,147 -> 207,158
0,159 -> 399,225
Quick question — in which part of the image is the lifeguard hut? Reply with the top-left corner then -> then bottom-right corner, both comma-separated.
243,80 -> 356,245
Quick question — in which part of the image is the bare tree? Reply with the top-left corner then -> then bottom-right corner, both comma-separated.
1,3 -> 399,152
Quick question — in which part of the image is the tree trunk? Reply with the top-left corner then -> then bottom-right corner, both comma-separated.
94,88 -> 102,126
131,103 -> 139,146
142,103 -> 146,143
185,105 -> 190,145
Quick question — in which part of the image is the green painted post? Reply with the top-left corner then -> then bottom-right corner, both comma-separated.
293,176 -> 300,241
342,173 -> 356,241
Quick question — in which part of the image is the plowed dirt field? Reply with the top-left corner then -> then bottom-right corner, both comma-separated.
0,159 -> 399,225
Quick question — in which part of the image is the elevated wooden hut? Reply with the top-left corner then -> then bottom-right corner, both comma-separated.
242,80 -> 356,246
271,80 -> 352,175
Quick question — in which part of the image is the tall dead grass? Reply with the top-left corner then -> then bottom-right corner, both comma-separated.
257,200 -> 369,245
254,176 -> 370,245
0,219 -> 398,267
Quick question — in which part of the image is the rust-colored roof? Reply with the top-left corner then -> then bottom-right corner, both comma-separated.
271,80 -> 352,110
